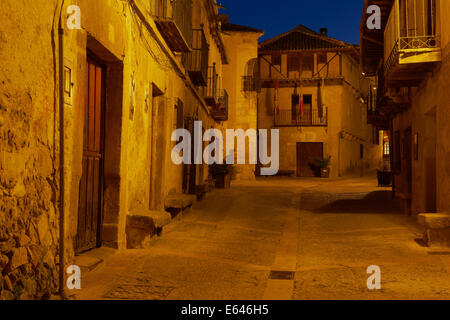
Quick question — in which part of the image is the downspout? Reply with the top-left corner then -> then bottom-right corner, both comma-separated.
57,0 -> 66,296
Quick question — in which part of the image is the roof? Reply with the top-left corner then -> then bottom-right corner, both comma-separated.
259,24 -> 355,52
221,23 -> 264,34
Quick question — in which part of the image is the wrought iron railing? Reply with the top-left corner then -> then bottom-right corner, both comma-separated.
182,28 -> 209,86
384,0 -> 440,75
205,63 -> 219,103
275,108 -> 328,127
211,89 -> 228,121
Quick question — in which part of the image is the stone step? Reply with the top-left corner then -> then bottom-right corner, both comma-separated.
418,213 -> 450,248
164,194 -> 196,210
418,213 -> 450,229
126,210 -> 172,249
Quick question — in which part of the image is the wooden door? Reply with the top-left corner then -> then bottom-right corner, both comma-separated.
76,57 -> 105,253
297,142 -> 323,177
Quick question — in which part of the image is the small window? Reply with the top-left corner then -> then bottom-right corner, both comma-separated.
360,144 -> 364,159
176,99 -> 184,129
384,142 -> 390,156
303,95 -> 312,105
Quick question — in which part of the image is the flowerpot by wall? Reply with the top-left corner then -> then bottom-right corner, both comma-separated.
321,168 -> 330,178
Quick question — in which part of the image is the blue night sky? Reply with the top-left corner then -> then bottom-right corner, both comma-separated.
219,0 -> 364,45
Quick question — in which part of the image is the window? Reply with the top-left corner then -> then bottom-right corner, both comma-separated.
384,142 -> 390,156
176,98 -> 184,129
303,95 -> 312,105
360,144 -> 364,159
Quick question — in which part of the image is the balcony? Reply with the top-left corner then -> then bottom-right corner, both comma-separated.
210,89 -> 228,121
182,29 -> 209,86
368,61 -> 411,123
384,0 -> 441,87
204,64 -> 220,107
274,109 -> 328,127
154,0 -> 192,53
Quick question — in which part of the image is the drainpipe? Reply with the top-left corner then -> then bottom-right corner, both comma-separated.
57,0 -> 66,296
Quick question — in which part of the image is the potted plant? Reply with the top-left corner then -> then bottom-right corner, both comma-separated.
314,156 -> 332,178
209,163 -> 233,189
377,161 -> 392,187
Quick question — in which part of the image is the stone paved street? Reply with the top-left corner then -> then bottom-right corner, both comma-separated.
75,176 -> 450,300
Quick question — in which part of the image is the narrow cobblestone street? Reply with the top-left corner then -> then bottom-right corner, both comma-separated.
74,176 -> 450,300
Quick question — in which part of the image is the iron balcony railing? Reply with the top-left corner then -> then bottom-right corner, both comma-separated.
182,28 -> 209,86
384,0 -> 440,75
204,63 -> 219,106
153,0 -> 193,51
211,89 -> 229,121
275,108 -> 328,127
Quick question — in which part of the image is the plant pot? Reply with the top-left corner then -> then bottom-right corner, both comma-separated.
377,171 -> 392,187
320,167 -> 330,178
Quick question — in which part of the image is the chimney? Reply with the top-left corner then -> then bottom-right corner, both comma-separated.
320,28 -> 328,37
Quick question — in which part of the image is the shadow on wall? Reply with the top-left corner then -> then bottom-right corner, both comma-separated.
301,191 -> 397,214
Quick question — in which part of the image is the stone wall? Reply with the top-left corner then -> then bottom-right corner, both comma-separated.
0,0 -> 60,299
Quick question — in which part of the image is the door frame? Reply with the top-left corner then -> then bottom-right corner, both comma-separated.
76,52 -> 106,253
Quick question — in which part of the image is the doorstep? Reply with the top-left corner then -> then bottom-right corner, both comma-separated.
74,247 -> 117,273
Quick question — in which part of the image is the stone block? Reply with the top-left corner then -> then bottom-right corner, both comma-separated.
419,213 -> 450,248
164,194 -> 195,210
126,215 -> 156,249
7,247 -> 28,271
418,213 -> 450,229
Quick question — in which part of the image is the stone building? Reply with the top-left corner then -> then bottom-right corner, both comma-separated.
360,0 -> 450,246
0,0 -> 259,299
252,25 -> 383,178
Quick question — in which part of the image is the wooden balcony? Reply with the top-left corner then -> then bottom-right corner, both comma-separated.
154,0 -> 192,53
384,0 -> 441,87
182,29 -> 209,86
210,89 -> 228,121
275,109 -> 328,127
368,61 -> 411,123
